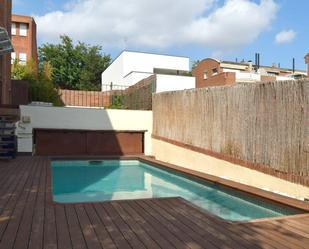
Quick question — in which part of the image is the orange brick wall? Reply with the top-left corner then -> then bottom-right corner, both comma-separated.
59,89 -> 113,107
261,75 -> 276,82
11,15 -> 38,72
193,58 -> 236,88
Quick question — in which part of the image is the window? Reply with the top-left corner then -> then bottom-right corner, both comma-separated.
11,52 -> 16,64
203,71 -> 208,79
19,23 -> 27,36
212,68 -> 218,75
19,53 -> 27,65
11,23 -> 16,35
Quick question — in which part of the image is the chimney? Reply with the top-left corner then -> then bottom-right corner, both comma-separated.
248,60 -> 253,71
305,53 -> 309,77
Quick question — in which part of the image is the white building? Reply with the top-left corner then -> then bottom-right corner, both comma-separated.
101,51 -> 195,93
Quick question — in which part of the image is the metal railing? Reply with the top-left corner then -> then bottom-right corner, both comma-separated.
29,80 -> 155,110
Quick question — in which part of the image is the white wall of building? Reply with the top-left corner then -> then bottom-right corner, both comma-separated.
276,76 -> 293,81
123,72 -> 154,86
17,105 -> 153,155
101,51 -> 190,88
155,74 -> 195,93
236,72 -> 261,82
101,53 -> 125,88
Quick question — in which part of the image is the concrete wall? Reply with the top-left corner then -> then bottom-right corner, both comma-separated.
156,74 -> 195,93
152,138 -> 309,200
102,51 -> 190,87
17,105 -> 152,155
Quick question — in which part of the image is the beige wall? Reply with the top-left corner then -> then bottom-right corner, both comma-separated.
152,138 -> 309,200
17,105 -> 152,155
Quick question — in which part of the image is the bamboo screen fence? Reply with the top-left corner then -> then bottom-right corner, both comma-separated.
153,80 -> 309,179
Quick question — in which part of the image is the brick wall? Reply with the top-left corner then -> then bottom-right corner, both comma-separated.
59,89 -> 112,107
193,58 -> 236,88
261,75 -> 276,82
11,15 -> 38,72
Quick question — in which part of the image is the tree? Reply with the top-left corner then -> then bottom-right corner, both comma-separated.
191,60 -> 200,70
39,35 -> 111,90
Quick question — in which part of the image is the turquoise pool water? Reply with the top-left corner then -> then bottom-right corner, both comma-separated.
51,160 -> 301,221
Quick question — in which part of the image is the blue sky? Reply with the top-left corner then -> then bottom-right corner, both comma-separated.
13,0 -> 308,70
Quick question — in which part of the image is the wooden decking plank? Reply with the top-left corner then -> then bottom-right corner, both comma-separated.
120,200 -> 176,249
158,198 -> 242,249
101,202 -> 146,249
55,205 -> 73,249
232,223 -> 288,249
83,204 -> 117,249
1,156 -> 309,249
128,200 -> 187,249
144,198 -> 220,249
65,205 -> 88,249
13,157 -> 43,249
28,157 -> 47,249
235,220 -> 304,249
92,203 -> 131,249
43,159 -> 58,249
0,157 -> 39,249
250,221 -> 309,249
0,157 -> 36,241
167,198 -> 280,249
166,198 -> 276,249
137,199 -> 206,249
279,217 -> 309,238
111,201 -> 161,249
0,158 -> 19,191
74,204 -> 102,249
270,219 -> 309,239
0,158 -> 30,216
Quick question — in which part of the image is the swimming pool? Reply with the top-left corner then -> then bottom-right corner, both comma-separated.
51,160 -> 302,221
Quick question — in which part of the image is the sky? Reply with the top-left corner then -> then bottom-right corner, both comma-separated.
12,0 -> 309,70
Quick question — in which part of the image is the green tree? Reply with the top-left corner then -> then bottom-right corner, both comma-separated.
39,35 -> 111,90
11,60 -> 63,106
191,59 -> 200,70
12,59 -> 37,81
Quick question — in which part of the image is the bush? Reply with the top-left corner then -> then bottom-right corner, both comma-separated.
108,95 -> 126,109
12,60 -> 63,106
28,80 -> 63,106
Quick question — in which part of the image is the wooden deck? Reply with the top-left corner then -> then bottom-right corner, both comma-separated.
0,156 -> 309,249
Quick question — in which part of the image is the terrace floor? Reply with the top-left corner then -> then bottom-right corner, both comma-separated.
0,156 -> 309,249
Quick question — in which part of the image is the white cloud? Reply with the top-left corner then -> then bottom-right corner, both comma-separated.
35,0 -> 278,53
275,30 -> 296,44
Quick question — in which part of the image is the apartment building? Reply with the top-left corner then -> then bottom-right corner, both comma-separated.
193,58 -> 307,88
0,0 -> 12,104
11,14 -> 38,71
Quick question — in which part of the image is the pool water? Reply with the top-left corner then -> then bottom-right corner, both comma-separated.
51,160 -> 301,221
